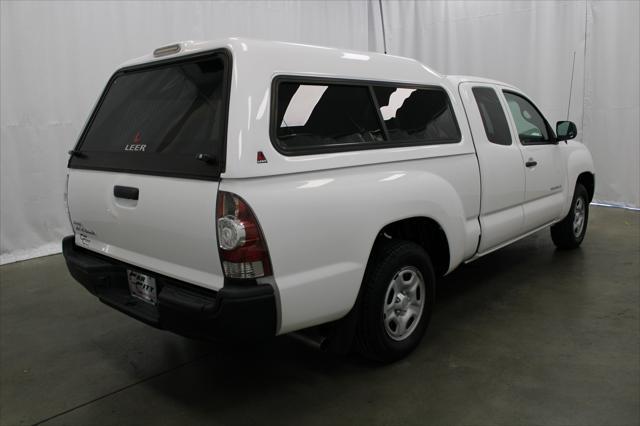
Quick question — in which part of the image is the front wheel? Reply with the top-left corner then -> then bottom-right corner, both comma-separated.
355,239 -> 435,363
551,183 -> 589,249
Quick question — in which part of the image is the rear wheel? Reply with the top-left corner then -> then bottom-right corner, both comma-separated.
355,239 -> 435,363
551,183 -> 589,249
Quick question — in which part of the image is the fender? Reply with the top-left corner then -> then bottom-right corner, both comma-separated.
364,173 -> 473,276
220,153 -> 480,334
561,141 -> 595,218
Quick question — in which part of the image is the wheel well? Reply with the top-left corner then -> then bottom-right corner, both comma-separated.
577,172 -> 595,202
376,217 -> 450,277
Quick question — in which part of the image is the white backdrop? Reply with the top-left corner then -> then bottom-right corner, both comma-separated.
1,0 -> 639,264
0,0 -> 369,264
369,0 -> 639,209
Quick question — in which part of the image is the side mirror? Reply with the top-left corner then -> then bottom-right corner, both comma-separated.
556,120 -> 577,141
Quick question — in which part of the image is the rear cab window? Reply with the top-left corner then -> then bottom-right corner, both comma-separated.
272,78 -> 461,155
69,50 -> 231,180
472,87 -> 512,146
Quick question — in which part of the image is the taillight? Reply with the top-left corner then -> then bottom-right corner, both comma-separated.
216,191 -> 272,279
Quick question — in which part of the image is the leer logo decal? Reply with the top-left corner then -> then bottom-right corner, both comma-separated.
124,131 -> 146,151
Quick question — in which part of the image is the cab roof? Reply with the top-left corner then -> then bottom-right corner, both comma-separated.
446,75 -> 519,91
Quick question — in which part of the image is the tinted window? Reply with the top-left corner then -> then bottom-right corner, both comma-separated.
373,86 -> 460,143
81,56 -> 226,155
273,80 -> 461,154
472,87 -> 512,146
276,83 -> 385,152
503,92 -> 551,143
70,52 -> 229,180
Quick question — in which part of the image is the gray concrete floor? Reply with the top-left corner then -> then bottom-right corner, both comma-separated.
0,206 -> 638,426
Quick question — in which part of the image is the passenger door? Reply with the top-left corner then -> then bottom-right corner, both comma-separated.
501,91 -> 565,231
459,83 -> 525,252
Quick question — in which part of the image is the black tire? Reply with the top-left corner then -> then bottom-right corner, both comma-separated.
551,183 -> 589,249
355,239 -> 436,363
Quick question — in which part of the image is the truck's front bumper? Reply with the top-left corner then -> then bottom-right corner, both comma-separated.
62,236 -> 276,341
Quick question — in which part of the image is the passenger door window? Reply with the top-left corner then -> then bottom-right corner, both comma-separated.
472,87 -> 512,146
503,92 -> 552,144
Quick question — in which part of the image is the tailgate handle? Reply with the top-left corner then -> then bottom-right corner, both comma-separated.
114,186 -> 139,200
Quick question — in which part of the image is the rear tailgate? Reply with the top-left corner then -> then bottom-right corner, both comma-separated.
67,50 -> 231,290
67,171 -> 223,290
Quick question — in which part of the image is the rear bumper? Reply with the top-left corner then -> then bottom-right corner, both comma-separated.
62,236 -> 276,341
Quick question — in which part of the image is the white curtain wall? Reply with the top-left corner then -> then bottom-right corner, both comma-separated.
369,0 -> 639,209
1,0 -> 638,264
0,0 -> 369,264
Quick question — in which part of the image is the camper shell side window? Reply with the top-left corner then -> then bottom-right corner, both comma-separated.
270,77 -> 461,156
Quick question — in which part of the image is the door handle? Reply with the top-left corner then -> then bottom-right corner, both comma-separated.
114,185 -> 139,200
525,159 -> 538,168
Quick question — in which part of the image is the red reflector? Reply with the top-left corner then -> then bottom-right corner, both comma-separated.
257,151 -> 267,163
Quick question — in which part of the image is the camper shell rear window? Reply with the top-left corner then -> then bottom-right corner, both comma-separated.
68,50 -> 231,180
271,76 -> 461,155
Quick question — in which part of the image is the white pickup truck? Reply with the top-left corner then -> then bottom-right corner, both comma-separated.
63,39 -> 595,362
